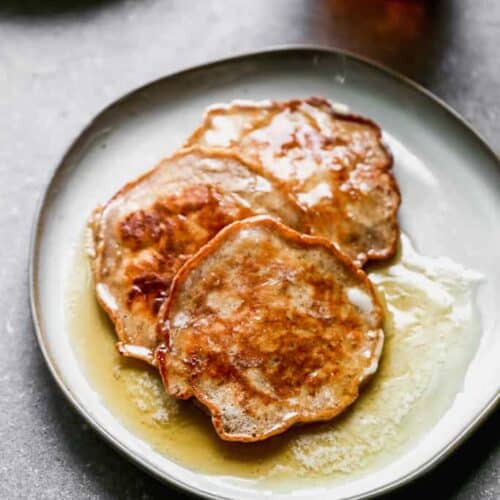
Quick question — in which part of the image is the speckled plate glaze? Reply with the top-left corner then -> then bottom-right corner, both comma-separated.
30,46 -> 500,499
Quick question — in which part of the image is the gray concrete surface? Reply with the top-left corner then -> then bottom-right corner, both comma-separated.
0,1 -> 498,498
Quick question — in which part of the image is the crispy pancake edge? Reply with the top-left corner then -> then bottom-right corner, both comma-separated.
157,215 -> 385,442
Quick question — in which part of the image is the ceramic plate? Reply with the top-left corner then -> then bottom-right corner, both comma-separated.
30,47 -> 500,499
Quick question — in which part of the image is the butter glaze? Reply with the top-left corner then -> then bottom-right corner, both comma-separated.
187,98 -> 401,266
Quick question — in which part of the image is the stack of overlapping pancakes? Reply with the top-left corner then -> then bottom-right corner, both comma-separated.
89,97 -> 400,442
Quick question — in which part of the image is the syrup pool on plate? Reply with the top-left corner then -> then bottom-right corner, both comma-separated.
66,234 -> 481,487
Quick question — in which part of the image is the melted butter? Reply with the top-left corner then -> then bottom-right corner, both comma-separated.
67,234 -> 481,487
296,182 -> 333,207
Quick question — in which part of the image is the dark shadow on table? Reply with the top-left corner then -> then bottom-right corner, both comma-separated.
0,0 -> 121,16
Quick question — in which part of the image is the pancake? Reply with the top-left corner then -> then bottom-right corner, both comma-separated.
186,97 -> 401,266
158,216 -> 384,442
88,147 -> 308,364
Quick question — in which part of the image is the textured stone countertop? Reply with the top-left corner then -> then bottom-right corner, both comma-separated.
0,1 -> 498,498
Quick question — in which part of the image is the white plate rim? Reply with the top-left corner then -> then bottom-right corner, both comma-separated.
29,44 -> 500,499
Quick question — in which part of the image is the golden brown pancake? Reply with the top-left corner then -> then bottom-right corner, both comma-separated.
158,216 -> 384,442
187,97 -> 400,266
88,148 -> 308,364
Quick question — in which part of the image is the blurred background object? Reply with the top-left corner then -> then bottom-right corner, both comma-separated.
325,0 -> 435,71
